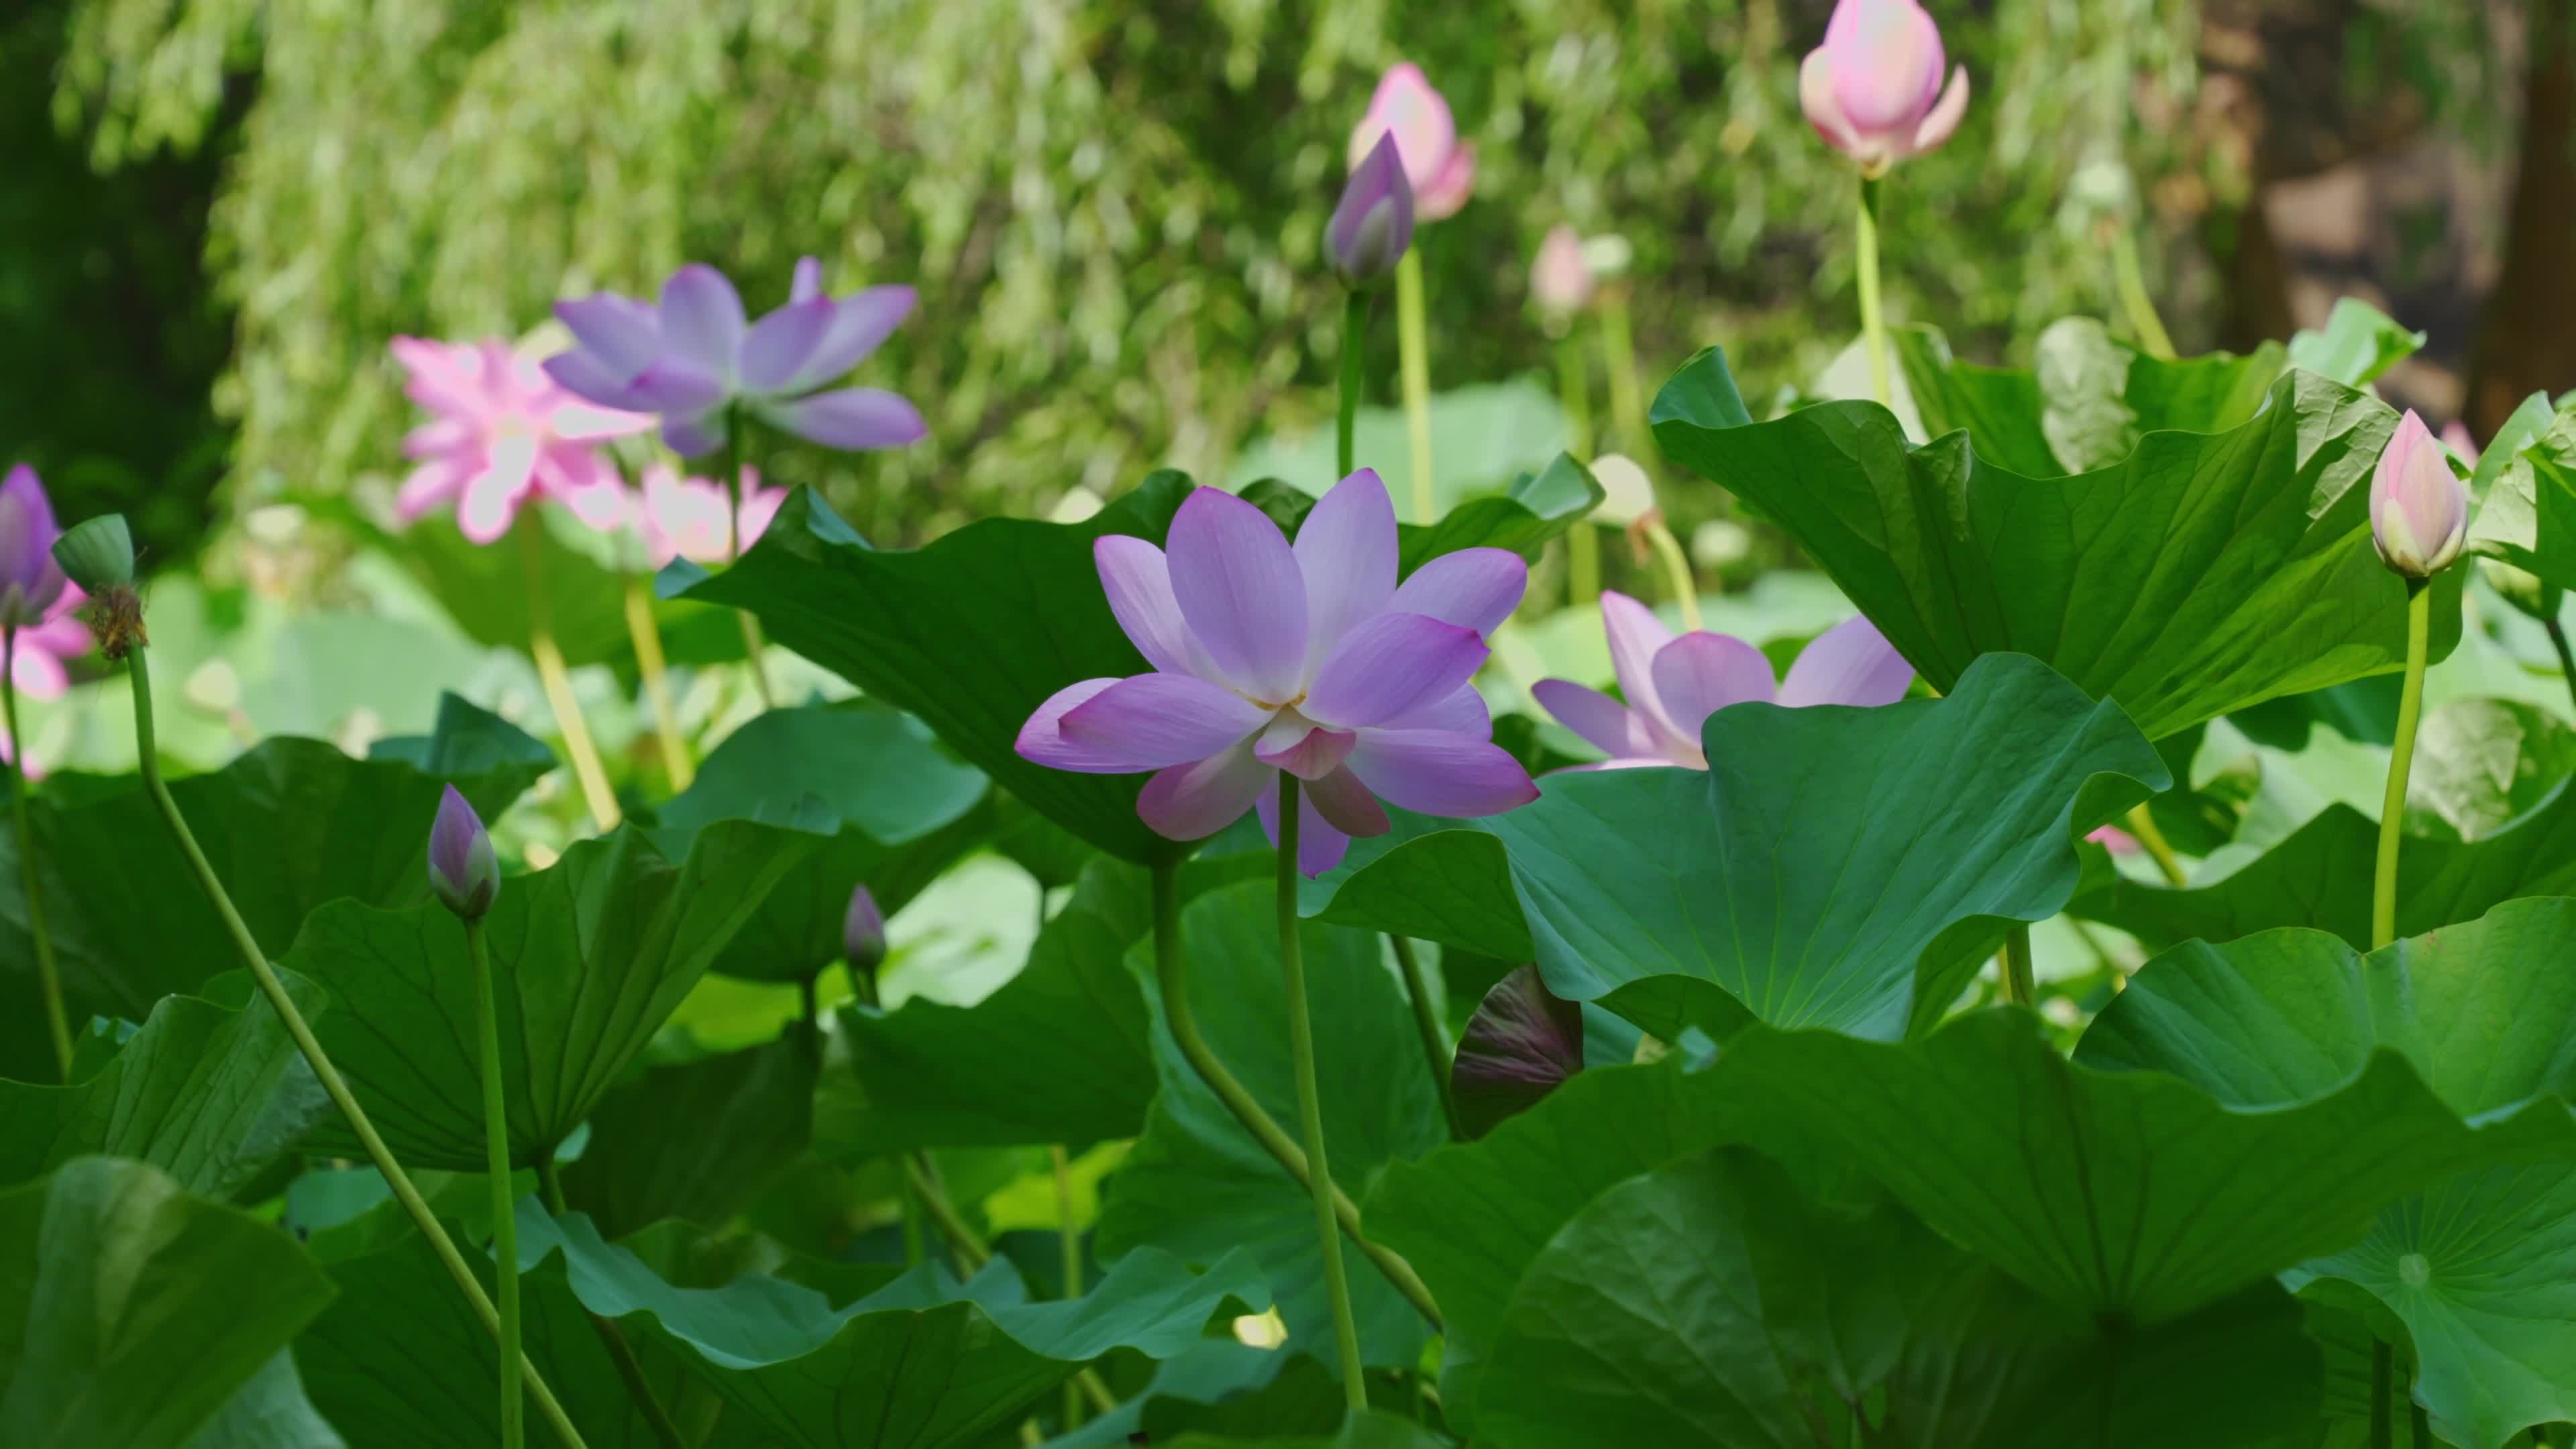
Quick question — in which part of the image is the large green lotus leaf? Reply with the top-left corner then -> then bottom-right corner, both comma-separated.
1474,1147 -> 2320,1448
667,478 -> 1191,863
0,969 -> 327,1198
1097,879 -> 1448,1368
832,851 -> 1263,1154
1394,453 -> 1605,572
556,1033 -> 816,1239
653,700 -> 991,981
2406,698 -> 2576,842
1895,318 -> 2285,477
518,1206 -> 1266,1449
2465,392 -> 2576,592
0,694 -> 551,1075
2287,297 -> 2428,390
1652,346 -> 2463,741
2077,899 -> 2576,1449
1152,1410 -> 1452,1449
0,1157 -> 334,1449
277,818 -> 826,1170
186,1351 -> 346,1449
1303,653 -> 2166,1040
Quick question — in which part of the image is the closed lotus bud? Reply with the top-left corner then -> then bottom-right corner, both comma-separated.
1799,0 -> 1972,174
1529,225 -> 1594,322
0,466 -> 67,627
844,883 -> 886,977
427,784 -> 500,920
2370,409 -> 2469,580
1326,133 -> 1415,288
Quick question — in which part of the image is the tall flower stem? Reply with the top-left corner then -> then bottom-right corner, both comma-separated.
719,409 -> 776,710
1388,936 -> 1462,1140
2370,1340 -> 2394,1449
2000,924 -> 2036,1007
536,1159 -> 686,1449
1051,1142 -> 1084,1431
1,628 -> 70,1080
1856,174 -> 1892,410
1277,779 -> 1366,1410
2124,804 -> 2188,888
467,918 -> 524,1449
121,642 -> 589,1449
1338,290 -> 1367,478
515,519 -> 620,832
1147,861 -> 1443,1331
1642,517 -> 1703,631
622,580 -> 694,791
1598,285 -> 1647,453
901,1152 -> 1118,1417
2111,229 -> 2178,361
1395,250 -> 1437,525
2373,583 -> 2434,949
1557,333 -> 1599,608
2544,615 -> 2576,718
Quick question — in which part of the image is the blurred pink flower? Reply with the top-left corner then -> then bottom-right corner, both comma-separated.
2086,824 -> 2140,855
2441,421 -> 2479,467
1799,0 -> 1970,173
0,720 -> 39,782
635,462 -> 786,568
1529,225 -> 1594,319
7,584 -> 91,702
0,464 -> 68,626
390,337 -> 653,545
1347,64 -> 1477,222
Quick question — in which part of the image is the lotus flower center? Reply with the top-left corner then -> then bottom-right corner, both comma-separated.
1248,690 -> 1307,713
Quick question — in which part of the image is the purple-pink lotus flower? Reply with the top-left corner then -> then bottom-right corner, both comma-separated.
1327,134 -> 1415,288
390,337 -> 651,545
1017,468 -> 1539,875
1347,64 -> 1476,223
545,259 -> 926,460
1532,592 -> 1913,769
1799,0 -> 1971,173
0,464 -> 68,628
564,462 -> 787,571
2370,409 -> 2468,580
428,784 -> 500,920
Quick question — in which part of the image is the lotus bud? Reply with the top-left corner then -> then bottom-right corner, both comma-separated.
1799,0 -> 1972,174
1529,225 -> 1595,322
1346,63 -> 1477,221
1326,134 -> 1415,288
428,785 -> 500,920
0,466 -> 66,628
843,883 -> 887,979
2369,410 -> 2469,580
1451,966 -> 1585,1139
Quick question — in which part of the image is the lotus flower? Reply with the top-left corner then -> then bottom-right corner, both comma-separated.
0,722 -> 38,782
0,465 -> 68,628
1017,468 -> 1538,875
1799,0 -> 1971,174
845,884 -> 887,975
1346,64 -> 1476,222
1532,594 -> 1913,769
1529,225 -> 1594,320
2370,409 -> 2469,580
2086,824 -> 2141,855
388,338 -> 651,545
428,784 -> 500,920
545,260 -> 926,460
1327,134 -> 1415,287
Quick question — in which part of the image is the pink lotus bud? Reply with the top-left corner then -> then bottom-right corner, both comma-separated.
1799,0 -> 1971,174
2370,410 -> 2469,580
844,883 -> 886,977
1529,225 -> 1594,319
1326,134 -> 1415,287
1346,64 -> 1477,222
428,785 -> 500,920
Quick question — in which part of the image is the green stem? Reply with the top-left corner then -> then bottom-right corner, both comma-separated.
2409,1397 -> 2432,1448
468,918 -> 523,1449
121,643 -> 590,1449
2000,925 -> 2036,1007
1338,288 -> 1367,479
1557,333 -> 1599,608
1395,250 -> 1436,525
2544,616 -> 2576,719
2111,228 -> 2178,361
1642,517 -> 1702,632
1051,1142 -> 1084,1432
1278,779 -> 1366,1409
2370,1339 -> 2394,1449
1598,287 -> 1647,453
2373,584 -> 2433,951
1,628 -> 71,1081
623,578 -> 694,791
720,409 -> 776,709
1388,936 -> 1463,1140
2124,802 -> 2188,888
1146,862 -> 1444,1331
517,519 -> 621,832
899,1180 -> 926,1267
1856,174 -> 1892,410
537,1159 -> 685,1449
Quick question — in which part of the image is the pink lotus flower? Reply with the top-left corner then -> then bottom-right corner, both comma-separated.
1799,0 -> 1971,174
633,463 -> 784,569
1347,64 -> 1476,223
0,465 -> 68,627
389,337 -> 651,545
545,259 -> 926,460
2371,409 -> 2468,580
1531,593 -> 1913,769
1529,225 -> 1594,319
2086,824 -> 2141,855
1018,469 -> 1539,875
0,720 -> 40,782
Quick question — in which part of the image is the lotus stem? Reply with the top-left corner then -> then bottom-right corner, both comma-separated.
537,1159 -> 684,1449
1388,935 -> 1462,1140
1051,1142 -> 1083,1431
719,409 -> 776,710
467,918 -> 523,1449
2112,229 -> 2178,362
2125,803 -> 2188,888
1856,174 -> 1892,410
515,519 -> 620,832
1338,289 -> 1367,480
1146,862 -> 1443,1332
2373,583 -> 2432,951
622,579 -> 694,791
2000,924 -> 2036,1007
2545,616 -> 2576,718
1558,333 -> 1599,608
121,640 -> 590,1449
1395,250 -> 1436,525
1642,516 -> 1702,631
1277,778 -> 1366,1409
1599,285 -> 1647,453
2370,1340 -> 2394,1449
902,1152 -> 1117,1417
1,628 -> 71,1080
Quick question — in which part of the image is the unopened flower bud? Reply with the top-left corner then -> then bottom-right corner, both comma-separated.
2369,409 -> 2469,580
1326,134 -> 1415,288
428,784 -> 500,920
844,883 -> 886,978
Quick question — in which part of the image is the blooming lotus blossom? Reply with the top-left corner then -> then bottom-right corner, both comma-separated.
1327,134 -> 1415,287
1799,0 -> 1971,174
545,259 -> 926,460
2370,409 -> 2468,580
1347,64 -> 1476,222
1018,468 -> 1538,875
1529,225 -> 1594,321
0,465 -> 67,627
390,337 -> 651,545
1532,594 -> 1913,769
428,784 -> 500,920
6,596 -> 91,702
